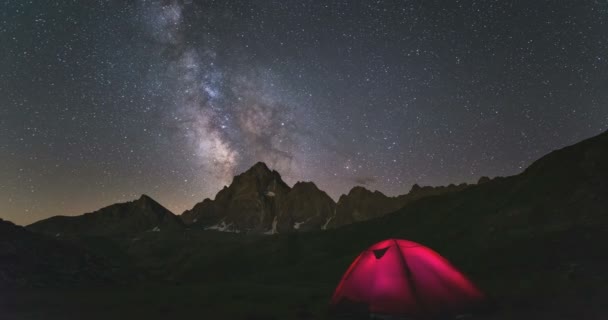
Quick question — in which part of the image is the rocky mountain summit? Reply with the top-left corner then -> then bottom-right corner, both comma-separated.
181,162 -> 335,233
180,162 -> 468,233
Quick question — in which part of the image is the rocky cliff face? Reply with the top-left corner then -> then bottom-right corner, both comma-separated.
182,162 -> 289,233
278,181 -> 336,232
328,187 -> 401,227
26,163 -> 475,237
181,162 -> 470,233
27,195 -> 183,237
182,162 -> 335,233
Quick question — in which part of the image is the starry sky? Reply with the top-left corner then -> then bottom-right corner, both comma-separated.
2,0 -> 608,225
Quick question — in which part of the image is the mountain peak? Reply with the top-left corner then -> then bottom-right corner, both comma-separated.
409,183 -> 422,193
348,186 -> 377,196
237,162 -> 280,180
477,176 -> 491,184
134,194 -> 165,211
182,160 -> 292,232
248,161 -> 271,173
292,181 -> 320,190
137,194 -> 154,203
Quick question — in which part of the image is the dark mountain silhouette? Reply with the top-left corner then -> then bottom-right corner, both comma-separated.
181,162 -> 335,233
328,186 -> 401,227
278,181 -> 336,232
181,162 -> 291,233
181,162 -> 466,233
23,165 -> 469,237
0,218 -> 107,287
27,194 -> 183,237
326,183 -> 470,228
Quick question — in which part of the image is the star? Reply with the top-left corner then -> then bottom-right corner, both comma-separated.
0,0 -> 607,225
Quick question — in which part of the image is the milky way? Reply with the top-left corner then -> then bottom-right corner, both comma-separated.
1,1 -> 608,225
142,0 -> 313,189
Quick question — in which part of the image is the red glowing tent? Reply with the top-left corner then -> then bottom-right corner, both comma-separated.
329,239 -> 485,319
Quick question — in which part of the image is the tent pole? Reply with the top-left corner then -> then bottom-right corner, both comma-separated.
393,239 -> 428,317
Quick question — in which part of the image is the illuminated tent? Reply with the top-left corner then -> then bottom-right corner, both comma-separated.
329,239 -> 485,319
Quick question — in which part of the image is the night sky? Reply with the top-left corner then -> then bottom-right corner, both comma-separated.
2,1 -> 607,225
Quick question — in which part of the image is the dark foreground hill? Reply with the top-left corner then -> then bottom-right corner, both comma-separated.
0,218 -> 107,288
7,130 -> 608,319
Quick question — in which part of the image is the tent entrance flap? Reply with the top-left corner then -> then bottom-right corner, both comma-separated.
373,247 -> 390,259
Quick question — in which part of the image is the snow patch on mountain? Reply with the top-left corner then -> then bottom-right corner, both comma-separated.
321,215 -> 334,230
264,216 -> 279,235
205,220 -> 240,233
294,217 -> 312,230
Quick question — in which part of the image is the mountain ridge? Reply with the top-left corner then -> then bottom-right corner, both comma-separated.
23,169 -> 490,236
27,194 -> 183,237
26,130 -> 608,236
180,161 -> 469,233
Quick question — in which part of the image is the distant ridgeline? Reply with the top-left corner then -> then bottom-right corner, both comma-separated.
26,165 -> 472,237
179,162 -> 474,234
24,129 -> 608,238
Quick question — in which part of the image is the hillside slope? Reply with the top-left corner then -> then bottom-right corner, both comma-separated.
0,218 -> 107,287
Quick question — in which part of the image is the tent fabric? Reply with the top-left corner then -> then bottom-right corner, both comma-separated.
330,239 -> 485,319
